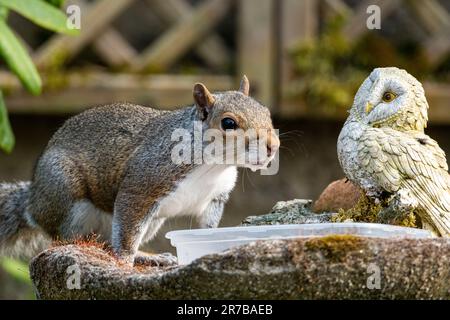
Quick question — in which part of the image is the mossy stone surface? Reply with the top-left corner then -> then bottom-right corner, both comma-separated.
29,199 -> 448,299
333,194 -> 420,228
30,236 -> 450,299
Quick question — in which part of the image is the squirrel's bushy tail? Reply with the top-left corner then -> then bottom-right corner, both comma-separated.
0,182 -> 50,258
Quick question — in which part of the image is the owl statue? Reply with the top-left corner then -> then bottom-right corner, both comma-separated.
337,67 -> 450,237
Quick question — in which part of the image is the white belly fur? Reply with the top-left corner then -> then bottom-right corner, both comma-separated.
157,165 -> 237,218
62,165 -> 237,244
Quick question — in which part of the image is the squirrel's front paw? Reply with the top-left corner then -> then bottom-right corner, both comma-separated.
134,252 -> 178,267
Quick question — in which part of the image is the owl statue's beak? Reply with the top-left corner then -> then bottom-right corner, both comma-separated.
365,102 -> 374,114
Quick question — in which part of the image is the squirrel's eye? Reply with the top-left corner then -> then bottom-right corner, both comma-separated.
382,92 -> 396,103
221,117 -> 238,130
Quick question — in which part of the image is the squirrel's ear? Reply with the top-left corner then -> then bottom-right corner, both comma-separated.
239,75 -> 250,96
193,83 -> 215,118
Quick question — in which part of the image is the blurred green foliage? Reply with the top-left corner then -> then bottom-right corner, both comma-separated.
0,257 -> 35,300
0,91 -> 14,153
0,0 -> 78,153
0,257 -> 32,284
288,15 -> 440,111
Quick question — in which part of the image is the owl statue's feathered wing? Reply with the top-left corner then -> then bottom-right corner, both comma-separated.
338,67 -> 450,236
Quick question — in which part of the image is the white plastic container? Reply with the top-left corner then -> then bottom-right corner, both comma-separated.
166,223 -> 434,264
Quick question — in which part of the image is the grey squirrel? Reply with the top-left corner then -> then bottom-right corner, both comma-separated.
0,76 -> 279,266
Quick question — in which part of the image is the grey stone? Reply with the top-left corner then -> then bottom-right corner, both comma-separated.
29,199 -> 449,299
30,236 -> 450,299
241,199 -> 333,225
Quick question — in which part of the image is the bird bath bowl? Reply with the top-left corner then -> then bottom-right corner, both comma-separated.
166,222 -> 434,264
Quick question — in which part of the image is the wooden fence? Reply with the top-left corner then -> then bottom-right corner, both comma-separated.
1,0 -> 450,122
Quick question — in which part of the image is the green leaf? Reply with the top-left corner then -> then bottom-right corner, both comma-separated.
0,91 -> 15,153
0,257 -> 31,284
45,0 -> 65,8
0,6 -> 8,20
0,0 -> 78,35
0,20 -> 42,95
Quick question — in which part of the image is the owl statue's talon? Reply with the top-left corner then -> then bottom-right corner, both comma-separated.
337,67 -> 450,237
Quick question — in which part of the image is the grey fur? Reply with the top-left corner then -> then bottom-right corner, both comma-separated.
0,182 -> 50,258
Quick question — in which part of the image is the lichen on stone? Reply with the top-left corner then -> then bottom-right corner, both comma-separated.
302,235 -> 366,263
332,194 -> 419,228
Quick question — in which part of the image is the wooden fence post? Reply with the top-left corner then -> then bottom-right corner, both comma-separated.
238,0 -> 276,110
279,0 -> 319,116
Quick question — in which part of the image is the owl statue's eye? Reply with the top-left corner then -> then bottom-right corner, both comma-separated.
382,92 -> 396,103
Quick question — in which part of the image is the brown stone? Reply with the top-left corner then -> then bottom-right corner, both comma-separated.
313,178 -> 362,213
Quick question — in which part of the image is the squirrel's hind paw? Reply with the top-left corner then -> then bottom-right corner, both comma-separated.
134,252 -> 178,267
